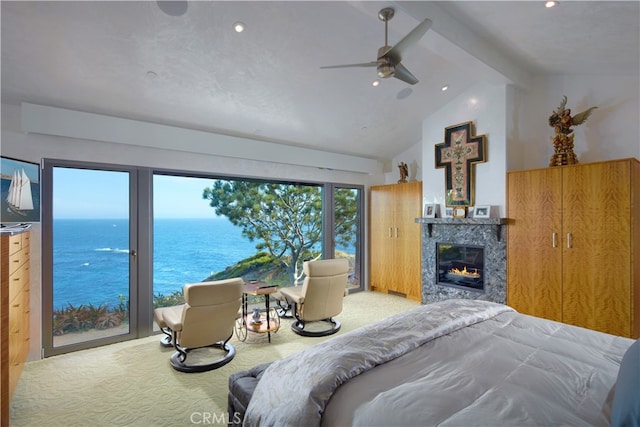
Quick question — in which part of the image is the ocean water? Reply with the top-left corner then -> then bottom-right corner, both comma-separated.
53,218 -> 260,310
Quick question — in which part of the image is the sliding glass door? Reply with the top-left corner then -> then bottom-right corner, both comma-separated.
42,161 -> 364,356
42,160 -> 138,356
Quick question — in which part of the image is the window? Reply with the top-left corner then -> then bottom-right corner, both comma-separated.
43,160 -> 364,354
153,175 -> 364,308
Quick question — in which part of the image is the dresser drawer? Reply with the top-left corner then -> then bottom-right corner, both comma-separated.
9,293 -> 24,361
9,287 -> 29,361
8,258 -> 30,303
21,232 -> 30,251
8,246 -> 29,276
7,233 -> 23,255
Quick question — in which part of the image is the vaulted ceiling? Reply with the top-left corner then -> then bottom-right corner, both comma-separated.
2,1 -> 638,161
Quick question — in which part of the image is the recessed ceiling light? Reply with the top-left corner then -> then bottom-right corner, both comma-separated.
233,22 -> 245,33
372,80 -> 380,87
545,1 -> 558,8
441,85 -> 449,91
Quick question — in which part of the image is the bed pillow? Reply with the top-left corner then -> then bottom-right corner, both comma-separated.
610,339 -> 640,427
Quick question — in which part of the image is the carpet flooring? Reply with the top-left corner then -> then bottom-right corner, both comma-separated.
10,291 -> 419,426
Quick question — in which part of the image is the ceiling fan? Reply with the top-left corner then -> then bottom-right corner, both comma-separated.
320,7 -> 432,85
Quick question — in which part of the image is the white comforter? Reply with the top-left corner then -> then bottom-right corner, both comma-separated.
243,299 -> 632,427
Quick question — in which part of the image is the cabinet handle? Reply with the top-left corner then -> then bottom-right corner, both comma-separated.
395,227 -> 399,238
552,232 -> 557,248
567,233 -> 572,248
388,227 -> 392,238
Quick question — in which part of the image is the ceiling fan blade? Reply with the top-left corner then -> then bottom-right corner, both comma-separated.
383,18 -> 432,63
320,61 -> 377,69
393,63 -> 419,85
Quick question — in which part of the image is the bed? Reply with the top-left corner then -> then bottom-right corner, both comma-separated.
229,299 -> 639,427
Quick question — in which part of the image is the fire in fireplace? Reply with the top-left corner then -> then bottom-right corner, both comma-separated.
436,243 -> 485,292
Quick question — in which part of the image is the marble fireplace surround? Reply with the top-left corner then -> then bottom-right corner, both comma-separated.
417,218 -> 507,304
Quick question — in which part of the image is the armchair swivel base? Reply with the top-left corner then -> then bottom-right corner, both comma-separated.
169,334 -> 236,373
291,309 -> 341,337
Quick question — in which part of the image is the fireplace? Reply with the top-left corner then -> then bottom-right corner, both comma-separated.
436,243 -> 484,292
417,217 -> 507,304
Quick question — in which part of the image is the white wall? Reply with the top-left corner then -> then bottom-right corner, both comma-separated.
513,74 -> 640,170
383,141 -> 423,185
421,83 -> 509,217
421,74 -> 640,217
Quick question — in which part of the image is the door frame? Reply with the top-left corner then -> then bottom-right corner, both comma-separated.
41,159 -> 152,356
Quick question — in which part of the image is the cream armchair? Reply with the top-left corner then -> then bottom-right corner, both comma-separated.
279,258 -> 349,337
153,278 -> 243,373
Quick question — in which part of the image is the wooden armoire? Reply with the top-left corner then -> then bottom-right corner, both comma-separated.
507,158 -> 639,338
369,181 -> 422,302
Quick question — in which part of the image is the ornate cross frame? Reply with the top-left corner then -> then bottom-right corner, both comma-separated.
435,121 -> 487,206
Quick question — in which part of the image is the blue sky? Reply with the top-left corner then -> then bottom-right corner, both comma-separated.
53,168 -> 219,219
154,175 -> 218,219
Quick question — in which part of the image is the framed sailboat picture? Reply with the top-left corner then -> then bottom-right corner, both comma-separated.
1,156 -> 40,223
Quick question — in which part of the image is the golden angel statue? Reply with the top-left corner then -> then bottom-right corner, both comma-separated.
398,162 -> 408,183
548,96 -> 597,166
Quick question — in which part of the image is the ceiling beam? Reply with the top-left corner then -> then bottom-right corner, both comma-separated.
394,1 -> 532,89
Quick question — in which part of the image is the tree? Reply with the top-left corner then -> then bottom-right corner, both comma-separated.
203,181 -> 358,285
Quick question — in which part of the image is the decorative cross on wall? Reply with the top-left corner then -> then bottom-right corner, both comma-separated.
435,122 -> 487,206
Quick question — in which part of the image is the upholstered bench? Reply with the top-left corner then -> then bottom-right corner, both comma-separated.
228,362 -> 273,425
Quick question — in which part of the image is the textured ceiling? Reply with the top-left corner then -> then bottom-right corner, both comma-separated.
1,1 -> 638,161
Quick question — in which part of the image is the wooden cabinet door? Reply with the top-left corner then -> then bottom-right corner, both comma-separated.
394,181 -> 422,301
562,160 -> 632,335
369,185 -> 395,293
507,168 -> 563,321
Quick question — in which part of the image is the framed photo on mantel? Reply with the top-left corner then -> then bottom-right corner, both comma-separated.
443,207 -> 454,218
473,205 -> 491,218
423,204 -> 438,218
452,206 -> 467,218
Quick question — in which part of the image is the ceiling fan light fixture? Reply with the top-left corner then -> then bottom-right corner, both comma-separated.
377,61 -> 395,78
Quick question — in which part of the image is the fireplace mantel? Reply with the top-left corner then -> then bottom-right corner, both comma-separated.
416,218 -> 507,225
416,217 -> 508,240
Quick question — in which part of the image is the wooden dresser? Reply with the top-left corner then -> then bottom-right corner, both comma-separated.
1,230 -> 31,425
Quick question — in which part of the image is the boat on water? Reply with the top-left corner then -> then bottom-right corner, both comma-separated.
6,169 -> 34,216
